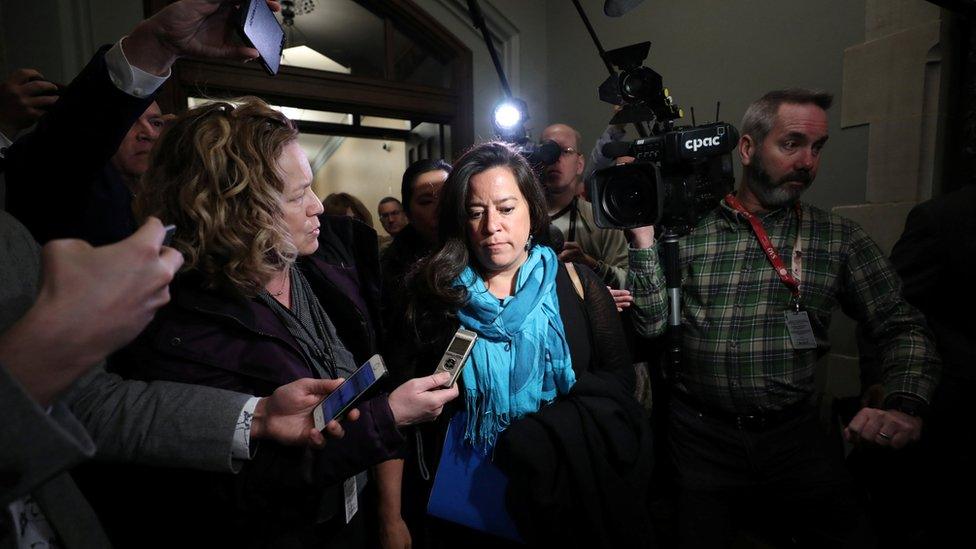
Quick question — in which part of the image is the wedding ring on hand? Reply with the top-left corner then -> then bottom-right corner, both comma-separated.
877,432 -> 892,441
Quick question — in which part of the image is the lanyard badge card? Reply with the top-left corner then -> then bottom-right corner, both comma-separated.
781,220 -> 817,351
784,302 -> 817,350
726,194 -> 817,350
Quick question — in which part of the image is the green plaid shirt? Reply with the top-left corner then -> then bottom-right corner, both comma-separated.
628,199 -> 940,414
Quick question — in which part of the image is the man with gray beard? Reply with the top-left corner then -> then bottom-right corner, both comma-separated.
626,88 -> 940,547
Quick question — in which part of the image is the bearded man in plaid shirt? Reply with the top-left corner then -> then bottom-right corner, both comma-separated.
626,88 -> 941,547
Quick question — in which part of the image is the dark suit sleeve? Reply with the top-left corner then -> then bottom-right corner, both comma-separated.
0,365 -> 95,506
61,366 -> 252,474
4,46 -> 154,244
890,201 -> 941,313
890,195 -> 976,376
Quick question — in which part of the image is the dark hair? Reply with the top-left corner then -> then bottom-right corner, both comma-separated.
378,196 -> 402,208
741,88 -> 833,145
322,192 -> 373,226
401,158 -> 452,216
406,142 -> 548,329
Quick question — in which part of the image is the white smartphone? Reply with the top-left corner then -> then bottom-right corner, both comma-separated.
432,328 -> 478,388
313,354 -> 388,430
236,0 -> 285,75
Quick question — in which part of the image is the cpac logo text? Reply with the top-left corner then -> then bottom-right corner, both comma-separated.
684,136 -> 722,152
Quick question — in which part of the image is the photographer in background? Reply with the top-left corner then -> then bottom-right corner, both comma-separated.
626,88 -> 940,547
542,123 -> 629,290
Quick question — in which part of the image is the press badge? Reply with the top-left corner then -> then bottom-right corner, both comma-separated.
784,310 -> 817,350
343,476 -> 358,523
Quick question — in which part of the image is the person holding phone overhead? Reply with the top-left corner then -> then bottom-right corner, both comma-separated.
76,98 -> 457,548
5,1 -> 285,247
386,142 -> 651,548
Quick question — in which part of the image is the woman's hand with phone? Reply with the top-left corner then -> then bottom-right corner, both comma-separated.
252,377 -> 361,449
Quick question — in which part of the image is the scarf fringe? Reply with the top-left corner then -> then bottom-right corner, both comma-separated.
456,247 -> 574,453
464,389 -> 559,454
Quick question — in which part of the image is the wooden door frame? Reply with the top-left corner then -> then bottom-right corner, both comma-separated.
144,0 -> 473,157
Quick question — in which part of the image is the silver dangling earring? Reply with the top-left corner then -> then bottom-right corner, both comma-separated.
524,234 -> 533,251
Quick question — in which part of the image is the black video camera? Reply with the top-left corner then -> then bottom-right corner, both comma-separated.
592,122 -> 738,232
513,139 -> 562,173
590,42 -> 739,234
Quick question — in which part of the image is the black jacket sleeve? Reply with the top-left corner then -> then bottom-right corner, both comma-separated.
4,46 -> 154,243
495,371 -> 654,548
890,188 -> 976,379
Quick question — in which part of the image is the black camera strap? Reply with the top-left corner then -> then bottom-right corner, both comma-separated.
550,197 -> 580,242
568,197 -> 579,241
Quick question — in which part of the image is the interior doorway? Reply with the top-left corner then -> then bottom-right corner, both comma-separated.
147,0 -> 472,233
186,97 -> 450,233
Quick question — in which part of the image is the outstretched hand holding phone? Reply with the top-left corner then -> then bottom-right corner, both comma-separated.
121,1 -> 282,76
0,218 -> 182,406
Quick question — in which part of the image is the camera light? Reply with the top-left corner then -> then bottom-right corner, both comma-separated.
493,102 -> 523,131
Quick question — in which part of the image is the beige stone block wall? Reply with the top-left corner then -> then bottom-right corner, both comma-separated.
863,116 -> 928,202
842,19 -> 945,204
864,0 -> 942,41
833,202 -> 917,256
827,1 -> 952,399
842,22 -> 940,124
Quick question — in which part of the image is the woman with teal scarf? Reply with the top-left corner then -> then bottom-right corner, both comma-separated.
383,142 -> 638,548
455,243 -> 576,452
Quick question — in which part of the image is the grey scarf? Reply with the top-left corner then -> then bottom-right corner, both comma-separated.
258,265 -> 357,380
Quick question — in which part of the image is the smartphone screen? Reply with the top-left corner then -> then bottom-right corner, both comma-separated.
162,224 -> 176,246
238,0 -> 284,75
314,355 -> 387,429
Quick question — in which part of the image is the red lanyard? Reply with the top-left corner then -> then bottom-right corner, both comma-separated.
724,193 -> 803,302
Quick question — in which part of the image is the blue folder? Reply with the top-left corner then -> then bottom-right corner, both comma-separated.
426,413 -> 524,543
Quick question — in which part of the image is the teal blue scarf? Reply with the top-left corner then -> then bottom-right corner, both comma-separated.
455,245 -> 575,452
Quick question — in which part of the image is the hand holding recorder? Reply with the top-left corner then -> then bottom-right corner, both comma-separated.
312,355 -> 460,431
387,328 -> 474,426
388,372 -> 460,427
